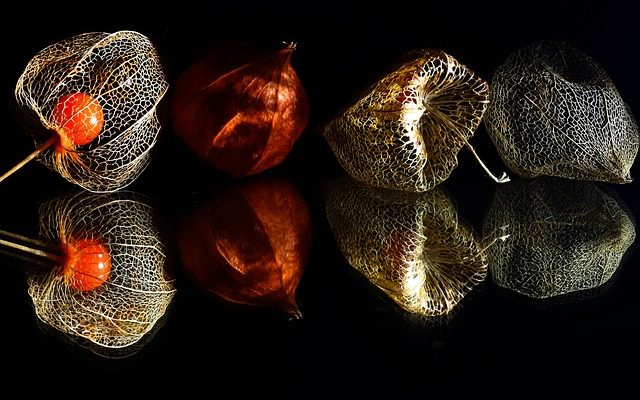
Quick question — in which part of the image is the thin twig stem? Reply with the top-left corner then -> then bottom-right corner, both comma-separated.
0,135 -> 57,184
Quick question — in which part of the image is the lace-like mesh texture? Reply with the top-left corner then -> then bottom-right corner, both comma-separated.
323,50 -> 489,192
485,41 -> 639,183
27,191 -> 176,349
324,178 -> 487,316
484,178 -> 635,299
15,31 -> 168,192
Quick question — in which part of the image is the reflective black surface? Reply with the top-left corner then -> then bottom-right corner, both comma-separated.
1,2 -> 638,395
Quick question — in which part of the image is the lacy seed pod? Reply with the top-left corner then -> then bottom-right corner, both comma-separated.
172,43 -> 309,177
324,178 -> 487,317
323,50 -> 508,192
178,177 -> 311,317
9,31 -> 168,192
484,177 -> 635,300
27,191 -> 176,351
485,41 -> 639,183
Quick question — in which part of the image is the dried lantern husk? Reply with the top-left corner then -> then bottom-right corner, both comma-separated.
172,43 -> 309,177
484,177 -> 635,300
485,41 -> 639,183
178,176 -> 311,317
13,31 -> 168,192
323,49 -> 508,192
324,177 -> 487,317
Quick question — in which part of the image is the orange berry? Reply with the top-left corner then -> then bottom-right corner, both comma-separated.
50,92 -> 104,149
63,238 -> 111,292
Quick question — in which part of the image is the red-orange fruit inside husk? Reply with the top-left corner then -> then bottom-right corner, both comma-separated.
171,43 -> 309,177
50,92 -> 104,151
62,237 -> 112,292
177,177 -> 311,317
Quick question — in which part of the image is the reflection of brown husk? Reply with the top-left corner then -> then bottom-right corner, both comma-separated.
178,176 -> 311,317
323,178 -> 487,317
484,177 -> 636,301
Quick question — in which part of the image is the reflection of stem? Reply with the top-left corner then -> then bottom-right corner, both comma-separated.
477,224 -> 510,255
462,225 -> 510,261
479,233 -> 510,254
0,228 -> 63,263
0,135 -> 57,184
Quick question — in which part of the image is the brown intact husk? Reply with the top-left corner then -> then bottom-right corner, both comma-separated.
172,43 -> 309,177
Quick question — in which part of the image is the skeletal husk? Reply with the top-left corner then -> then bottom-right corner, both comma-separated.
323,49 -> 507,192
485,41 -> 639,183
324,178 -> 488,316
27,191 -> 176,350
484,177 -> 636,299
14,31 -> 168,192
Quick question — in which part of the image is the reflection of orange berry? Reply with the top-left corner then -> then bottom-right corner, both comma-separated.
51,92 -> 104,149
63,238 -> 112,292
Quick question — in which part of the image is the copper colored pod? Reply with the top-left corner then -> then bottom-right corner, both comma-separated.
171,43 -> 309,177
178,177 -> 311,317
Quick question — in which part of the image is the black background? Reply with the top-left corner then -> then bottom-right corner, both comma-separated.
1,1 -> 638,396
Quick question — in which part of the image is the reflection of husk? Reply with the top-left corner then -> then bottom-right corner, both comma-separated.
35,311 -> 169,360
324,178 -> 487,317
27,191 -> 176,355
178,177 -> 311,317
484,177 -> 635,300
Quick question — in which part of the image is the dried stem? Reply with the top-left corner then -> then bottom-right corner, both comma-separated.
464,141 -> 510,183
0,135 -> 57,184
